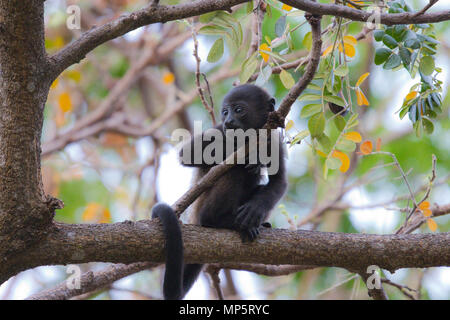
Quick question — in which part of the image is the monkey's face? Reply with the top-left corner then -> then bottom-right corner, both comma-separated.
221,84 -> 275,131
221,101 -> 253,130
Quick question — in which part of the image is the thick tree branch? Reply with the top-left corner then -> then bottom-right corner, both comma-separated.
2,221 -> 449,285
47,0 -> 249,79
281,0 -> 450,25
47,0 -> 450,81
26,262 -> 157,300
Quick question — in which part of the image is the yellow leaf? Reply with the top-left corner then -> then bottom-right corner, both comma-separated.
50,78 -> 59,89
67,70 -> 81,83
98,208 -> 111,224
332,150 -> 350,173
338,43 -> 356,58
82,203 -> 102,222
322,45 -> 333,57
317,149 -> 327,158
55,110 -> 67,128
422,208 -> 432,217
343,35 -> 357,46
427,218 -> 437,232
58,92 -> 72,113
344,131 -> 362,143
356,88 -> 369,106
162,72 -> 175,85
282,4 -> 292,11
346,1 -> 365,8
259,43 -> 271,62
418,201 -> 430,210
356,72 -> 370,86
54,36 -> 65,49
360,140 -> 373,155
285,120 -> 294,131
376,137 -> 382,151
405,91 -> 418,101
82,203 -> 111,223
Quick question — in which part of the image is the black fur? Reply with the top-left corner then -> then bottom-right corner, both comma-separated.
152,84 -> 287,300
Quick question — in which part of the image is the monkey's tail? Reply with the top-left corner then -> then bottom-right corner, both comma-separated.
151,203 -> 184,300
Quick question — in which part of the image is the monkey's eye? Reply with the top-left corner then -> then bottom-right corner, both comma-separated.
235,106 -> 242,113
222,110 -> 228,116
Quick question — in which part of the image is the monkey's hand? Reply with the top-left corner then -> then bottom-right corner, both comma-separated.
234,202 -> 266,242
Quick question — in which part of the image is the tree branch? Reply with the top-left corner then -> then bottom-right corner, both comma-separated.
26,262 -> 157,300
3,221 -> 449,285
47,0 -> 249,79
281,0 -> 450,25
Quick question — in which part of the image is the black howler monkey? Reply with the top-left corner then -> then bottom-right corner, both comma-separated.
151,84 -> 287,300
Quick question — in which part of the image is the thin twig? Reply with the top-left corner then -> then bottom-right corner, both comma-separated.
191,21 -> 216,125
381,278 -> 417,300
412,0 -> 439,18
205,265 -> 224,300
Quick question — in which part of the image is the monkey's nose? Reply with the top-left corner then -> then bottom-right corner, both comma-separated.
224,120 -> 236,129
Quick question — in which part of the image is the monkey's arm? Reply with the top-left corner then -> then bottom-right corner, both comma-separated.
235,142 -> 288,241
179,124 -> 224,167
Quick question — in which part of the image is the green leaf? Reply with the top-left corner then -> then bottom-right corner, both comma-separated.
326,157 -> 341,170
399,105 -> 409,119
262,49 -> 287,62
298,93 -> 322,102
323,162 -> 329,180
347,113 -> 359,128
392,25 -> 407,42
323,95 -> 345,107
373,30 -> 385,41
275,16 -> 286,37
239,52 -> 258,84
255,64 -> 273,86
382,34 -> 399,49
300,104 -> 322,118
207,38 -> 224,63
246,1 -> 253,14
308,112 -> 325,138
404,38 -> 420,49
199,25 -> 228,36
383,53 -> 401,69
336,139 -> 356,152
317,134 -> 332,153
422,117 -> 434,134
334,64 -> 349,77
374,48 -> 392,65
333,115 -> 346,132
307,83 -> 322,91
290,129 -> 310,145
419,56 -> 435,76
302,31 -> 312,50
409,103 -> 418,122
279,70 -> 295,89
199,12 -> 218,23
399,46 -> 411,67
413,119 -> 423,137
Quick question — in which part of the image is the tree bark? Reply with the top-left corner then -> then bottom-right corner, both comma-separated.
0,0 -> 56,260
1,221 -> 448,284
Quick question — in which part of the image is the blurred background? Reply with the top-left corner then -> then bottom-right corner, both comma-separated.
0,0 -> 448,299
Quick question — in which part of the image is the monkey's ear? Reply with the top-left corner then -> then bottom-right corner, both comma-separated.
269,97 -> 276,111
